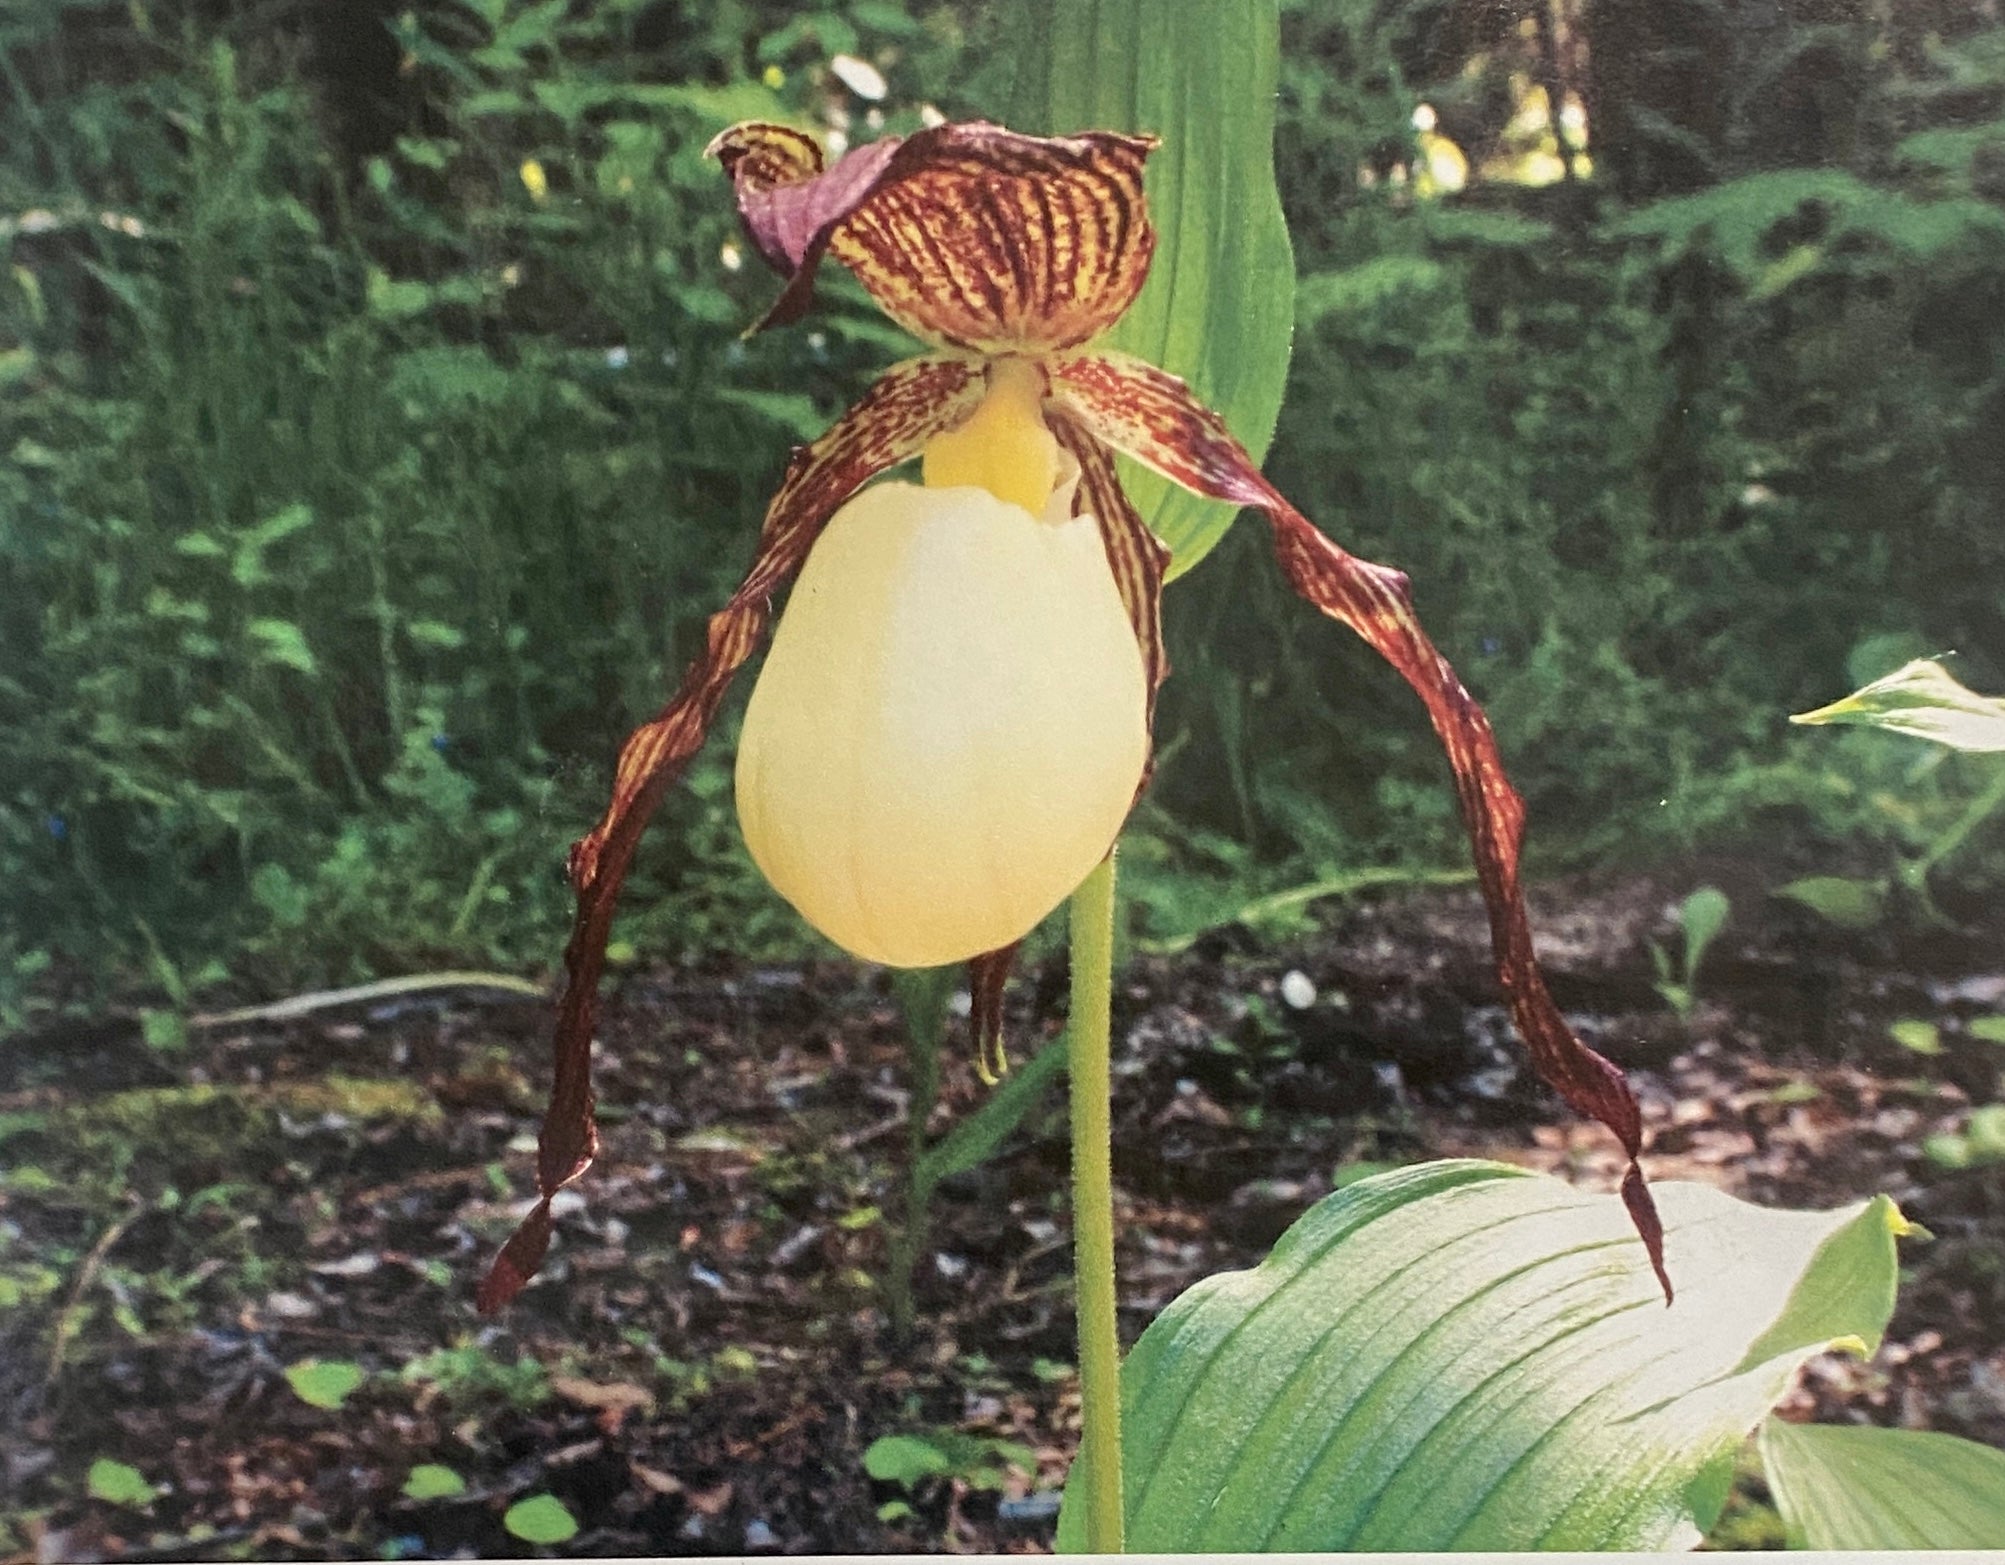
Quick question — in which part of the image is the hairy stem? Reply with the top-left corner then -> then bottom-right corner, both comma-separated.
1069,848 -> 1124,1552
888,966 -> 952,1342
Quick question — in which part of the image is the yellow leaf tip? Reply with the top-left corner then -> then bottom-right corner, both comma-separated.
1870,1194 -> 1925,1239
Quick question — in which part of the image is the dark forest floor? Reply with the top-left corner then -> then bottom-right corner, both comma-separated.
4,869 -> 2005,1558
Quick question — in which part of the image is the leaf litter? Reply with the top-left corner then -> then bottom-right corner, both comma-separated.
3,867 -> 2003,1557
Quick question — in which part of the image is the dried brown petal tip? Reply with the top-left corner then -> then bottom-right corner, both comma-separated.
969,942 -> 1021,1085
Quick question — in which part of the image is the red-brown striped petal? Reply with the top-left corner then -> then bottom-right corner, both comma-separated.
706,120 -> 825,202
1046,351 -> 1672,1303
1053,411 -> 1170,793
477,356 -> 987,1314
710,119 -> 1158,352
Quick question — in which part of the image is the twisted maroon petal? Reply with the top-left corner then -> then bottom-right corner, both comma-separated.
1052,410 -> 1171,793
478,355 -> 988,1313
1047,349 -> 1671,1303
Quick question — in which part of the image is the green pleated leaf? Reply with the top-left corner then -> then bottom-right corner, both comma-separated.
1759,1419 -> 2005,1548
1003,0 -> 1295,578
1059,1160 -> 1908,1552
1791,657 -> 2005,752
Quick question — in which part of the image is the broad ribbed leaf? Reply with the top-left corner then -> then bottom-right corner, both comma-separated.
1791,657 -> 2005,752
1059,1161 -> 1908,1552
1758,1419 -> 2005,1548
1002,0 -> 1294,577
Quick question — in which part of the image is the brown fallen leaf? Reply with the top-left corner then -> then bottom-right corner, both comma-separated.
308,1253 -> 382,1278
549,1375 -> 653,1434
631,1463 -> 683,1497
684,1481 -> 734,1518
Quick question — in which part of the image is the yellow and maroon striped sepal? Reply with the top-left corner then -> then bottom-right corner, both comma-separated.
710,120 -> 1159,353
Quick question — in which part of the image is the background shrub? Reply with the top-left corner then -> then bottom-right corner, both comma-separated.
4,0 -> 2004,1009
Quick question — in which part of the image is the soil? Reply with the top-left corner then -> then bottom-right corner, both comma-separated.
4,869 -> 2004,1559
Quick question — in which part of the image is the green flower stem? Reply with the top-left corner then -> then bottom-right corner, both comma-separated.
1908,761 -> 2005,890
1068,847 -> 1125,1553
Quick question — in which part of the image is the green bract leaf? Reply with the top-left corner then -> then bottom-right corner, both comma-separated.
1002,0 -> 1294,577
1058,1161 -> 1906,1552
1758,1419 -> 2005,1548
1792,658 -> 2005,752
285,1357 -> 365,1410
502,1494 -> 579,1545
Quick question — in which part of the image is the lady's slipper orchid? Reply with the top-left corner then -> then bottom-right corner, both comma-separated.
477,119 -> 1667,1313
735,359 -> 1150,974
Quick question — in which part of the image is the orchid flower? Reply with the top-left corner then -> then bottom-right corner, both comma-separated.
477,119 -> 1667,1314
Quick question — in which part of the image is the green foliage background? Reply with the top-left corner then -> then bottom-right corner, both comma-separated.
4,0 -> 2005,1013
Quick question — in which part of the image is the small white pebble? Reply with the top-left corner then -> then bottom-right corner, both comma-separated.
1279,970 -> 1317,1010
830,53 -> 887,101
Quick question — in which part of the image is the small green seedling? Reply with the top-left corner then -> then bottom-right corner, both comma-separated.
1924,1104 -> 2005,1170
864,1429 -> 1038,1526
1773,875 -> 1887,931
1651,886 -> 1731,1020
86,1458 -> 156,1508
502,1494 -> 578,1545
285,1358 -> 365,1410
1889,1019 -> 1943,1056
402,1464 -> 466,1501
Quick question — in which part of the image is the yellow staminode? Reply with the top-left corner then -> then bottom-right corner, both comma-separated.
736,364 -> 1146,968
920,359 -> 1062,514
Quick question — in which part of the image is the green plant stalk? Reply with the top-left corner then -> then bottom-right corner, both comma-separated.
888,967 -> 951,1342
1068,848 -> 1124,1553
1906,762 -> 2005,890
